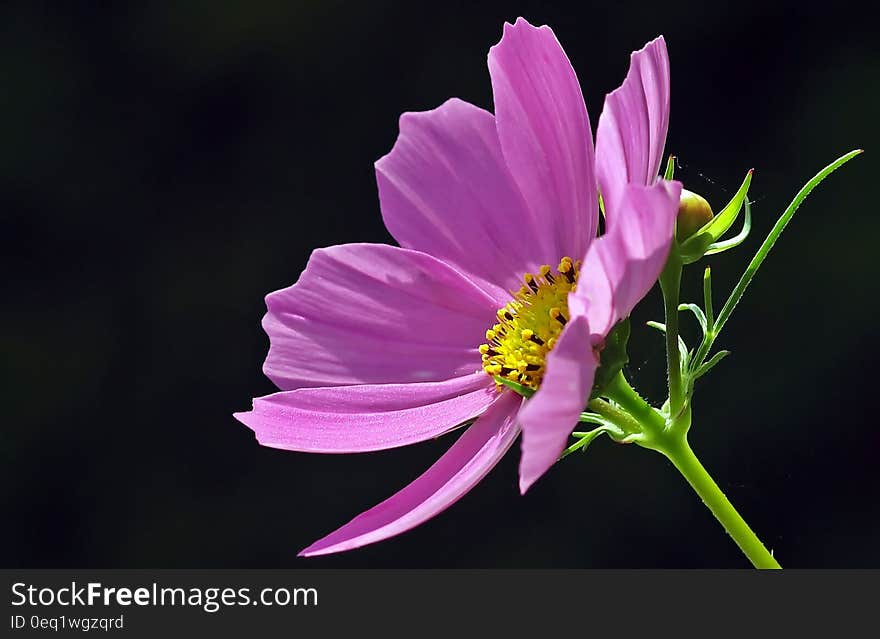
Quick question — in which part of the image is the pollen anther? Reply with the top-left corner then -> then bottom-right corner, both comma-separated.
480,257 -> 581,390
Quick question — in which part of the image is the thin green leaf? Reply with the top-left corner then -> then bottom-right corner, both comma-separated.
689,149 -> 863,373
560,427 -> 607,459
693,350 -> 731,380
646,320 -> 666,332
577,412 -> 624,431
703,267 -> 715,331
679,341 -> 691,372
678,303 -> 708,334
714,149 -> 863,336
649,319 -> 690,369
576,414 -> 610,428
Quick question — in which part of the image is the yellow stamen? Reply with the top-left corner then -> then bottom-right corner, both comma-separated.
480,257 -> 581,390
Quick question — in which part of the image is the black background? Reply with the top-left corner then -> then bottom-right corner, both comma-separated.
3,1 -> 878,568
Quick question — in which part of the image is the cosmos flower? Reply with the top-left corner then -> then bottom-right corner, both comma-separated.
235,17 -> 681,556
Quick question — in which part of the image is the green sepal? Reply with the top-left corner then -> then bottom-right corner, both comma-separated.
679,170 -> 753,264
705,196 -> 752,256
590,318 -> 631,398
494,376 -> 535,398
663,154 -> 676,180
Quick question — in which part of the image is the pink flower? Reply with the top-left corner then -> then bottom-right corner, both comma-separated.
235,18 -> 681,556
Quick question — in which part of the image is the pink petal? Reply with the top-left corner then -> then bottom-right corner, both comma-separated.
516,315 -> 597,493
299,391 -> 522,556
263,243 -> 497,391
487,17 -> 598,262
234,374 -> 496,453
377,98 -> 546,297
595,36 -> 671,230
570,180 -> 682,338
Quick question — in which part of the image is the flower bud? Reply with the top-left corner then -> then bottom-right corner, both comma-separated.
678,170 -> 752,264
676,189 -> 714,241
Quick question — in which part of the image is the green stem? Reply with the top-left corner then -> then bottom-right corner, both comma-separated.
659,437 -> 781,569
602,372 -> 665,432
599,375 -> 778,568
659,251 -> 685,414
586,153 -> 865,569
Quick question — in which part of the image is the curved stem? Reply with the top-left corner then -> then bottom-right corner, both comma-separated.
598,376 -> 779,568
602,372 -> 666,432
609,154 -> 867,569
659,436 -> 781,569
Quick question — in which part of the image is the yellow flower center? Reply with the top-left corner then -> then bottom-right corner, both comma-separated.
480,257 -> 580,390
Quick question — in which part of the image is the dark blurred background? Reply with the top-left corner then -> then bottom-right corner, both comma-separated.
2,0 -> 878,568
